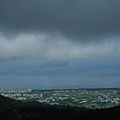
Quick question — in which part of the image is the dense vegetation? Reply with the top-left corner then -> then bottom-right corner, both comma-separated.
0,95 -> 120,120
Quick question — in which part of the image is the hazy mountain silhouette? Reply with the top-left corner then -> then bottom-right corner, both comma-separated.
39,61 -> 73,68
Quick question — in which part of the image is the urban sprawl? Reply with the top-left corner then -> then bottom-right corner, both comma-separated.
1,88 -> 120,109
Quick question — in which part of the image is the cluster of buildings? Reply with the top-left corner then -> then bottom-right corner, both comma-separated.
0,88 -> 120,108
96,91 -> 120,104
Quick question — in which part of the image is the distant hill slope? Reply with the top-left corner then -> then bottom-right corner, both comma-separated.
39,61 -> 73,68
0,95 -> 120,120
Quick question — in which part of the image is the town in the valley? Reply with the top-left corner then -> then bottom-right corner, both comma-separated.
0,88 -> 120,109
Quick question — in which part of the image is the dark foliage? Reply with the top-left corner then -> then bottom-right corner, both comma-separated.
0,95 -> 120,120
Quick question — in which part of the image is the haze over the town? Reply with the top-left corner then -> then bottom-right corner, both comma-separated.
0,0 -> 120,89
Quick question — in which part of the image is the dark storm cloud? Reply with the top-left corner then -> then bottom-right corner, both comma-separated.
0,0 -> 120,41
0,0 -> 120,61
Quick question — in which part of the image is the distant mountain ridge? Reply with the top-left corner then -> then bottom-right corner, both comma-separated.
39,61 -> 73,68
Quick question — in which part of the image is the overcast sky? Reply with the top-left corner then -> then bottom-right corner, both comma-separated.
0,0 -> 120,61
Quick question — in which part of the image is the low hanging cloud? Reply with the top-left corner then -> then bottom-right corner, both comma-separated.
0,32 -> 120,61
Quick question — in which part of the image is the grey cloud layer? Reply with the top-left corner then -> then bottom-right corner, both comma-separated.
0,33 -> 120,61
0,0 -> 120,41
0,0 -> 120,61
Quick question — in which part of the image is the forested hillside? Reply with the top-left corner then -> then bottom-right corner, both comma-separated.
0,95 -> 120,120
